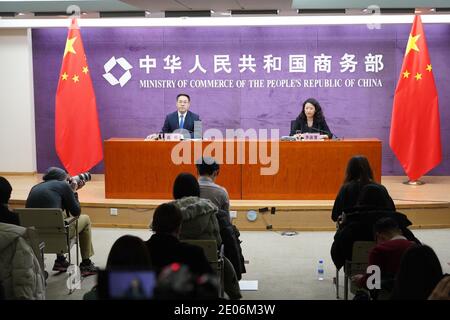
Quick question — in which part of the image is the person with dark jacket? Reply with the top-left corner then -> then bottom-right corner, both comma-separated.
217,209 -> 246,280
331,184 -> 419,270
25,167 -> 97,276
290,98 -> 333,138
146,202 -> 213,276
161,93 -> 200,138
331,155 -> 395,222
391,245 -> 444,300
0,176 -> 20,226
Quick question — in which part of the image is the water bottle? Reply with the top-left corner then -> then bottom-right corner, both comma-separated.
317,260 -> 324,280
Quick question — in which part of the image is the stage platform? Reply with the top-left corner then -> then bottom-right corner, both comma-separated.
4,174 -> 450,231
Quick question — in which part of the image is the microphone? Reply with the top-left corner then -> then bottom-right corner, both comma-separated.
310,127 -> 339,140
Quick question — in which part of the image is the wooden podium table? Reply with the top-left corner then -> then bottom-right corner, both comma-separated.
104,138 -> 381,200
241,139 -> 381,200
104,139 -> 242,199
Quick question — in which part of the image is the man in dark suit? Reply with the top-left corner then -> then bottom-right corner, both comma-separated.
146,202 -> 213,276
161,93 -> 200,138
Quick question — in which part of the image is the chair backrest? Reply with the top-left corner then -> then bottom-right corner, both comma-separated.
290,120 -> 296,134
15,208 -> 71,254
351,241 -> 376,263
182,239 -> 218,264
16,208 -> 66,230
182,239 -> 224,297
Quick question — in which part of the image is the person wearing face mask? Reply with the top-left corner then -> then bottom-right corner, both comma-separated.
289,98 -> 333,139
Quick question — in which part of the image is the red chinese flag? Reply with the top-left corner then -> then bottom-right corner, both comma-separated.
390,15 -> 441,181
55,18 -> 102,175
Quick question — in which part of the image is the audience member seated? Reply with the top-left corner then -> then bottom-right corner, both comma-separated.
154,263 -> 219,300
196,157 -> 246,280
0,222 -> 45,299
351,217 -> 415,297
106,235 -> 152,270
146,202 -> 213,277
0,177 -> 20,226
331,183 -> 419,270
25,167 -> 97,276
332,155 -> 395,222
84,235 -> 153,300
428,275 -> 450,300
172,172 -> 222,245
391,245 -> 444,300
197,157 -> 230,212
171,173 -> 242,299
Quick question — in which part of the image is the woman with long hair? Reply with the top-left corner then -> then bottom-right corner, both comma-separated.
331,155 -> 394,222
290,98 -> 333,138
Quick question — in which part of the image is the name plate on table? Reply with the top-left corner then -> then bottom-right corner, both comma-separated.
302,133 -> 323,141
164,133 -> 183,141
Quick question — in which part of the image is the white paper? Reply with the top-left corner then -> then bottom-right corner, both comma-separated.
239,280 -> 258,291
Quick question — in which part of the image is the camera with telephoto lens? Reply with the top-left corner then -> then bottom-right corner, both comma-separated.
71,172 -> 91,186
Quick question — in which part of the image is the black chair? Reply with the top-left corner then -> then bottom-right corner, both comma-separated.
290,120 -> 297,136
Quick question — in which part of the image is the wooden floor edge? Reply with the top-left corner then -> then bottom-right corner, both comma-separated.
91,223 -> 450,231
10,199 -> 449,210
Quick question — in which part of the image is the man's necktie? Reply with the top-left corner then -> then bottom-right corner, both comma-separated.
179,114 -> 184,129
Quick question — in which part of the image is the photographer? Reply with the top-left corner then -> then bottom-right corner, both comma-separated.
25,167 -> 97,276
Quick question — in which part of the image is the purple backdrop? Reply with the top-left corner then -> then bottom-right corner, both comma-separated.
32,24 -> 450,175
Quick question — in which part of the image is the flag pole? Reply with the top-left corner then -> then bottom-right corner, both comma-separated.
403,179 -> 425,185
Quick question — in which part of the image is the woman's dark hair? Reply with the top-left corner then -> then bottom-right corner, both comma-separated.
173,173 -> 200,199
151,202 -> 183,234
106,235 -> 152,270
392,245 -> 443,300
356,183 -> 393,209
298,98 -> 325,123
0,176 -> 12,204
344,155 -> 374,185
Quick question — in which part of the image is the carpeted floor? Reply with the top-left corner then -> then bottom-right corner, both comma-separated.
44,228 -> 450,300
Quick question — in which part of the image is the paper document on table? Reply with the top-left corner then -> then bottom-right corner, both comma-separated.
239,280 -> 258,291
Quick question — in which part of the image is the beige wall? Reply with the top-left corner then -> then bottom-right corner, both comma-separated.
0,28 -> 36,173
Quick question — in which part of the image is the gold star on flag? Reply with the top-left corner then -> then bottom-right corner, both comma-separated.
61,72 -> 68,80
72,74 -> 79,83
403,70 -> 410,78
64,36 -> 77,57
426,64 -> 432,72
415,72 -> 422,80
82,66 -> 89,74
405,33 -> 420,56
